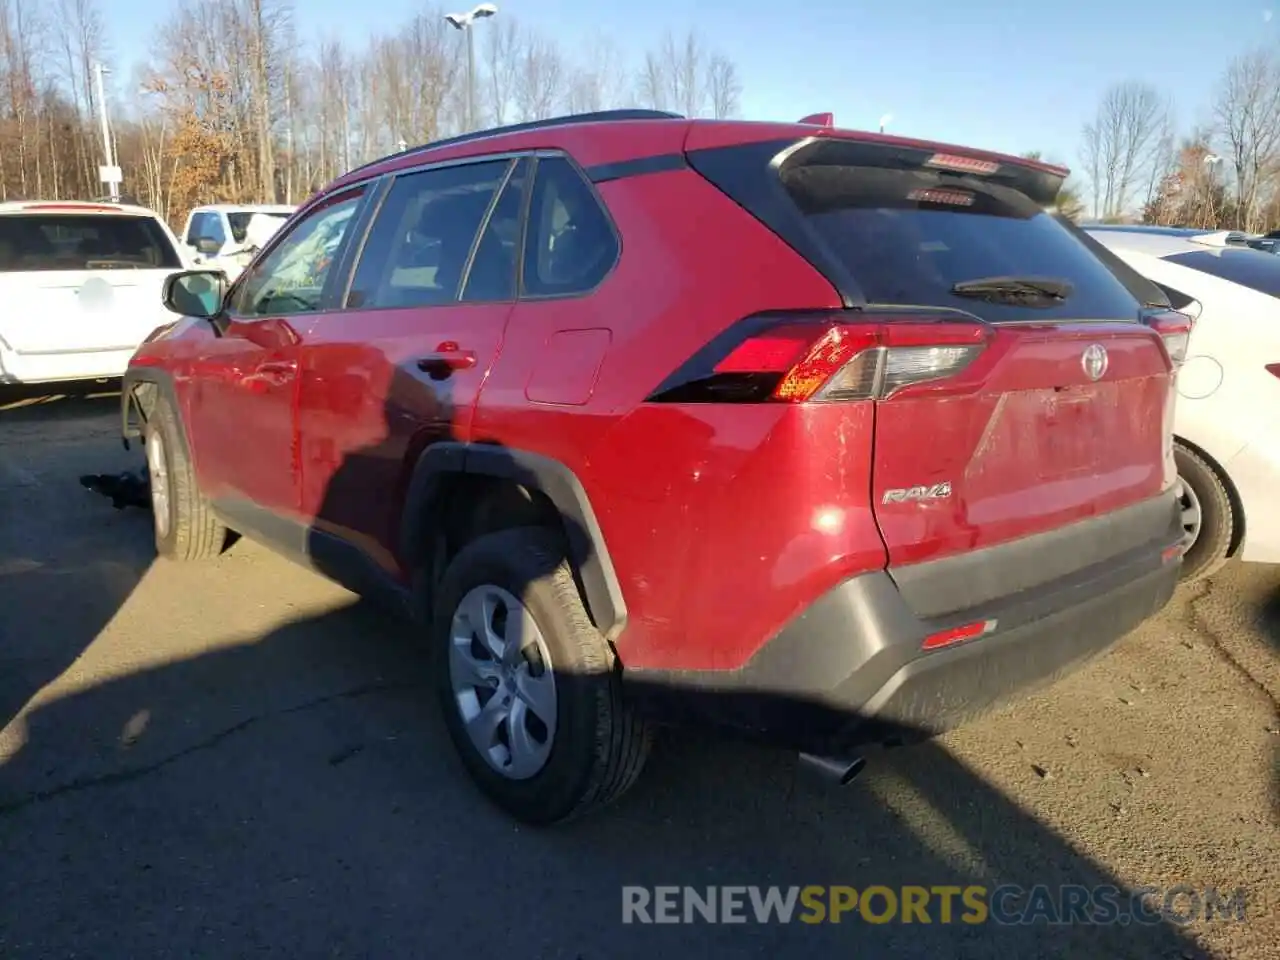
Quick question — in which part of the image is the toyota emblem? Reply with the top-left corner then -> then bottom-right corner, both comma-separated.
1082,343 -> 1108,381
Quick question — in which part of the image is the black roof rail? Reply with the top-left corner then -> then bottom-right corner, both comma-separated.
343,109 -> 685,179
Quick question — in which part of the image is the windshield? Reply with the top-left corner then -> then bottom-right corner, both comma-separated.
781,164 -> 1143,323
228,211 -> 290,244
0,214 -> 181,272
1163,248 -> 1280,299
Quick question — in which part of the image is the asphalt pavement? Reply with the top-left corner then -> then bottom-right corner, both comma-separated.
1,384 -> 1276,959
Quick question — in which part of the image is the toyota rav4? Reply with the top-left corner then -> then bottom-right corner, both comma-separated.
121,109 -> 1189,824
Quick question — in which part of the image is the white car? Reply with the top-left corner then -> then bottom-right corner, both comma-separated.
180,203 -> 295,262
0,200 -> 194,385
1086,225 -> 1280,581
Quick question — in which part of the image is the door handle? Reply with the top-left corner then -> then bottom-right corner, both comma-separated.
242,360 -> 297,391
417,341 -> 477,381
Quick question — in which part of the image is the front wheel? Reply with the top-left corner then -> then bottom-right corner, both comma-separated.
143,396 -> 227,561
1174,443 -> 1234,583
431,526 -> 652,825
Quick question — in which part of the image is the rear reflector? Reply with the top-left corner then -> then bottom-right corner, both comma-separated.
924,153 -> 1000,175
1162,544 -> 1183,564
1144,310 -> 1193,367
650,311 -> 991,404
922,619 -> 997,651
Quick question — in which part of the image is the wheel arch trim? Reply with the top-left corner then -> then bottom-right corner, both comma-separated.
400,442 -> 628,641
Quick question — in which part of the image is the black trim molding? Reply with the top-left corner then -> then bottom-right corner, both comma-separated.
585,153 -> 687,184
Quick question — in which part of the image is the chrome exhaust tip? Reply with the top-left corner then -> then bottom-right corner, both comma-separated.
797,752 -> 867,786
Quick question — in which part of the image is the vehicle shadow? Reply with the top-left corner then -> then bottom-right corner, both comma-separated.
0,595 -> 1212,957
0,382 -> 152,742
0,364 -> 1211,959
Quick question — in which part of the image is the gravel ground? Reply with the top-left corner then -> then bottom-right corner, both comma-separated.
0,384 -> 1276,959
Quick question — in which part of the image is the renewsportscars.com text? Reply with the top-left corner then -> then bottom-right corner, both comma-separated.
621,884 -> 1248,926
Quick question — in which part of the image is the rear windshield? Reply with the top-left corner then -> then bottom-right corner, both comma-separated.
227,211 -> 290,244
1163,248 -> 1280,299
780,164 -> 1143,323
0,214 -> 181,272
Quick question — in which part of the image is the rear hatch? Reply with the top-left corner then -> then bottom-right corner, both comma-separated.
686,130 -> 1183,570
0,208 -> 183,354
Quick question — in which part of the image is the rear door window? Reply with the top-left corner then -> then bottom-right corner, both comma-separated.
1162,249 -> 1280,299
0,214 -> 182,272
346,159 -> 511,310
780,163 -> 1144,323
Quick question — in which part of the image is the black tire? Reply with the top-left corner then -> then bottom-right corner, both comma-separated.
143,396 -> 227,561
431,526 -> 652,825
1174,442 -> 1234,583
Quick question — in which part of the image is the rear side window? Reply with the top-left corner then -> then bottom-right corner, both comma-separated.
781,163 -> 1142,323
1163,249 -> 1280,299
461,158 -> 528,303
521,157 -> 618,298
347,159 -> 510,310
0,214 -> 182,272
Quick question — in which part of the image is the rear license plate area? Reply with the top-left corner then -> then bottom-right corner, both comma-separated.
1036,394 -> 1100,478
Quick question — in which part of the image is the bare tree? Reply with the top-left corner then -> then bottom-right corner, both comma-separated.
637,50 -> 667,111
482,16 -> 521,125
563,32 -> 629,114
707,53 -> 740,119
1213,47 -> 1280,232
1080,81 -> 1168,220
513,34 -> 562,122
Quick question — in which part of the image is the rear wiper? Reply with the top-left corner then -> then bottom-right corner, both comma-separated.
951,275 -> 1073,306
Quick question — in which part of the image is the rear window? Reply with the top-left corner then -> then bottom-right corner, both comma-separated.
0,214 -> 181,272
227,211 -> 290,244
780,164 -> 1143,323
1163,249 -> 1280,299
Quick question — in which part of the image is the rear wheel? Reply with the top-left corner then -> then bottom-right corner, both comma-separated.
144,396 -> 227,561
1174,442 -> 1234,583
432,526 -> 652,825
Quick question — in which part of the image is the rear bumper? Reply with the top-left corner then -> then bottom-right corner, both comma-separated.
624,497 -> 1183,754
0,343 -> 134,385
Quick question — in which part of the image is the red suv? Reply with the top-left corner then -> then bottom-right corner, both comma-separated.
122,109 -> 1189,824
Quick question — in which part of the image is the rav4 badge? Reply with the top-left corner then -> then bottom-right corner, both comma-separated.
882,482 -> 953,505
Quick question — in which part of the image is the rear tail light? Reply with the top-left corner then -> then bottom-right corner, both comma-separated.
1144,310 -> 1193,367
647,311 -> 990,404
1266,363 -> 1280,379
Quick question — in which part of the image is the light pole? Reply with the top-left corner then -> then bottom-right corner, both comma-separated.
1203,153 -> 1224,227
445,3 -> 497,132
93,62 -> 121,201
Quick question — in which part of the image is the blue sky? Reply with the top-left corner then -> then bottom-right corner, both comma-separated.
104,0 -> 1275,178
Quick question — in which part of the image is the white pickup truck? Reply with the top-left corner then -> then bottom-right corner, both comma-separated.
180,203 -> 295,281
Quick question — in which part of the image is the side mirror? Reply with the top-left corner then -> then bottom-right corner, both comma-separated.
163,269 -> 229,320
194,237 -> 222,256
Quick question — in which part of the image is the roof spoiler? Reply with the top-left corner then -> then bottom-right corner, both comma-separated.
786,134 -> 1071,208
